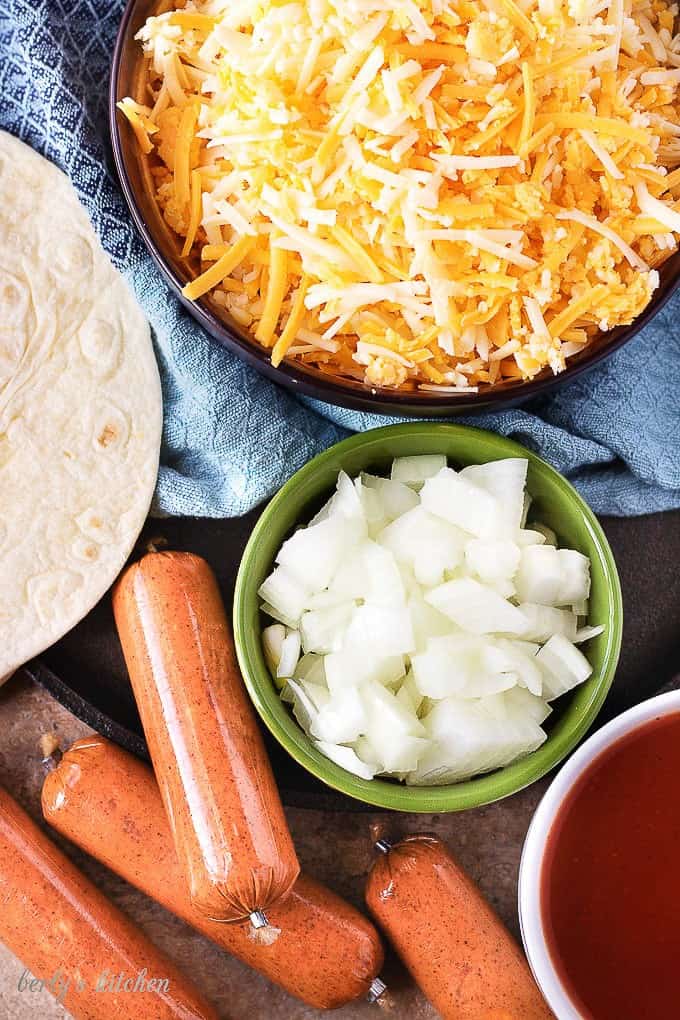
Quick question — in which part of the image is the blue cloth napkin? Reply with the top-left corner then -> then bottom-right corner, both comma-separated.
2,1 -> 679,518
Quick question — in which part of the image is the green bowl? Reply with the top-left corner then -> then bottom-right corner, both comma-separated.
233,423 -> 623,812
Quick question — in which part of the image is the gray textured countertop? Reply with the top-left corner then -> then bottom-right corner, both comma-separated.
0,671 -> 545,1020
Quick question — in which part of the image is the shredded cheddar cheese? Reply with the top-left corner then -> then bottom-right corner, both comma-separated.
119,0 -> 680,392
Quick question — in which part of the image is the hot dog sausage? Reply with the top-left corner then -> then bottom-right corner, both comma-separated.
112,552 -> 299,925
365,835 -> 552,1020
42,736 -> 385,1010
0,782 -> 219,1020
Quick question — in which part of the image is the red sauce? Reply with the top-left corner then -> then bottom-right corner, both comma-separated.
541,711 -> 680,1020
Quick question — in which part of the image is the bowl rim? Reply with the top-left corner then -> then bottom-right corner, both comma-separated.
109,0 -> 680,418
233,422 -> 623,812
517,687 -> 680,1019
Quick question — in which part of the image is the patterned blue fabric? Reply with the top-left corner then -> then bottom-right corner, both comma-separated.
1,0 -> 679,517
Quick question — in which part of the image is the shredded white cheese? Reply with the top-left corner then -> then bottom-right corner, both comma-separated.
120,0 -> 680,389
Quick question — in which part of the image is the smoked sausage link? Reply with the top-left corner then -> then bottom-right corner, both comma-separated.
0,782 -> 218,1020
365,835 -> 552,1020
112,552 -> 299,923
42,735 -> 385,1010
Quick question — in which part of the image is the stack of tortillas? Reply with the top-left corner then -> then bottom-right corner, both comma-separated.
0,131 -> 162,682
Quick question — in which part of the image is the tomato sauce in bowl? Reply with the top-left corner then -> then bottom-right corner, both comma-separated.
541,711 -> 680,1020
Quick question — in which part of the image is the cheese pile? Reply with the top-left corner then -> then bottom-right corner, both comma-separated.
120,0 -> 680,391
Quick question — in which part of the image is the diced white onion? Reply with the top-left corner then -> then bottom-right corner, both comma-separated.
425,578 -> 528,635
262,624 -> 286,676
391,454 -> 447,489
514,545 -> 564,605
314,740 -> 376,780
421,467 -> 502,538
536,634 -> 593,700
574,624 -> 605,643
260,455 -> 602,786
519,603 -> 579,643
258,565 -> 312,623
276,630 -> 301,678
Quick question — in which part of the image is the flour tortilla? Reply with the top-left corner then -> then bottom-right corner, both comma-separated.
0,131 -> 162,681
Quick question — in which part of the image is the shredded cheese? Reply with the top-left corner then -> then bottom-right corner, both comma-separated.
518,62 -> 536,157
636,182 -> 680,234
181,169 -> 202,258
116,98 -> 157,154
255,243 -> 289,346
182,236 -> 256,300
556,209 -> 650,271
579,130 -> 624,180
173,102 -> 198,209
119,0 -> 680,391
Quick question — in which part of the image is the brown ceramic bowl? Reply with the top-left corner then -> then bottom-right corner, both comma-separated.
110,0 -> 680,417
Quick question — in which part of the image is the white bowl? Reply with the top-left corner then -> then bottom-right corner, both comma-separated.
518,688 -> 680,1020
